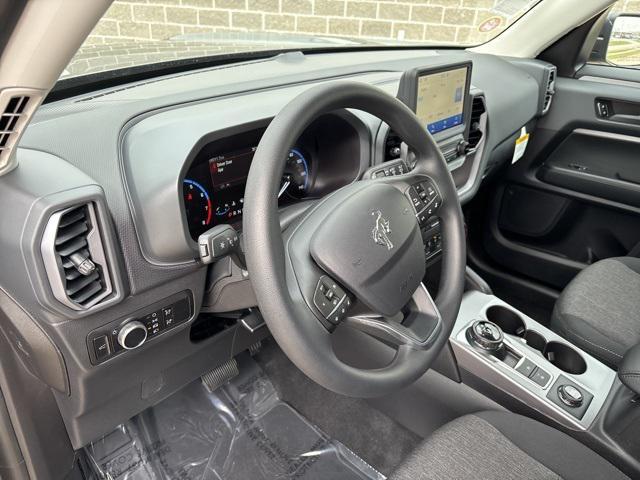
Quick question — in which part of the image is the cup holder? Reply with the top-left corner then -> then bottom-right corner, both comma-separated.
543,342 -> 587,375
485,306 -> 526,337
484,305 -> 587,375
524,330 -> 547,353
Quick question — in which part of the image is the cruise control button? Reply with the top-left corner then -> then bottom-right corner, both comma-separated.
407,187 -> 424,210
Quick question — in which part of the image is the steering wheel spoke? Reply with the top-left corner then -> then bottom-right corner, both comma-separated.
344,283 -> 442,350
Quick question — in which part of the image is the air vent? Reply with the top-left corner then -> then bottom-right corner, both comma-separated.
42,203 -> 114,310
384,130 -> 402,162
0,95 -> 29,169
0,87 -> 44,176
542,67 -> 556,114
468,95 -> 486,149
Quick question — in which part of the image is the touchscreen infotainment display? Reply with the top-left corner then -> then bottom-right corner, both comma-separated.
415,66 -> 468,135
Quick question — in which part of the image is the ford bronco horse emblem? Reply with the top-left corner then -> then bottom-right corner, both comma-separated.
371,210 -> 393,250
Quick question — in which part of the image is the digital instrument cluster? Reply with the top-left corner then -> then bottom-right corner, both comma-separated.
183,132 -> 312,239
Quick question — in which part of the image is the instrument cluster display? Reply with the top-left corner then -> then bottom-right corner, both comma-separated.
183,132 -> 311,240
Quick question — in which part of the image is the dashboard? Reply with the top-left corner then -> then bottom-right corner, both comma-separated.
3,48 -> 552,451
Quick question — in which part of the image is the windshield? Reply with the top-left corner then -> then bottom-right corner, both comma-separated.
61,0 -> 542,81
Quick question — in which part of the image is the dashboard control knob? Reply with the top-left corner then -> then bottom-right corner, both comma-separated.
467,320 -> 504,352
457,140 -> 470,156
558,384 -> 583,408
117,321 -> 147,350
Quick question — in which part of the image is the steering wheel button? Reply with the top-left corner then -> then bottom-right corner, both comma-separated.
407,187 -> 424,210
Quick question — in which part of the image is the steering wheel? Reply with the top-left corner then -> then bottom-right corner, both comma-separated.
243,82 -> 466,397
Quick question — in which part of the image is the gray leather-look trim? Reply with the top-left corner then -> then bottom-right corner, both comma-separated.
617,344 -> 640,395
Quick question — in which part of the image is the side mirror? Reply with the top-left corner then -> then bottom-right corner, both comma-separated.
601,14 -> 640,67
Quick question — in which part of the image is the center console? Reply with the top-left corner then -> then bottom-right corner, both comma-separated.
450,291 -> 616,431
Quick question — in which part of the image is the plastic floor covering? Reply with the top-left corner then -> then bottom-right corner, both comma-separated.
84,356 -> 386,480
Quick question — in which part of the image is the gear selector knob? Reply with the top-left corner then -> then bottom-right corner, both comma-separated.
467,320 -> 504,352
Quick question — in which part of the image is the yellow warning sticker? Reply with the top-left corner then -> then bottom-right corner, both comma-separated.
512,127 -> 529,164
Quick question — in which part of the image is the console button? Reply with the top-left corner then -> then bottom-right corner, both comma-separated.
546,376 -> 592,419
516,358 -> 536,377
93,335 -> 111,361
558,384 -> 583,407
162,305 -> 175,328
530,367 -> 551,387
144,310 -> 162,336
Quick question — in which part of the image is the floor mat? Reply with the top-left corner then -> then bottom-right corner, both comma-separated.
254,341 -> 421,476
84,356 -> 385,480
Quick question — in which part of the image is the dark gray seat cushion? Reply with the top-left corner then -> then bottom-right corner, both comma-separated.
551,257 -> 640,368
391,411 -> 627,480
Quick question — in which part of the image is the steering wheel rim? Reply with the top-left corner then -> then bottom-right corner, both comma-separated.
243,81 -> 466,397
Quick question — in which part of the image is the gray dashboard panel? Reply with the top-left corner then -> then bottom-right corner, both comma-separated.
122,84 -> 380,265
0,48 -> 546,449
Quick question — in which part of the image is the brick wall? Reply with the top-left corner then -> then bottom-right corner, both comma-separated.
68,1 -> 640,78
87,0 -> 512,47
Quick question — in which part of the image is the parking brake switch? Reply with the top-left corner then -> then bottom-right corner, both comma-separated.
198,225 -> 239,264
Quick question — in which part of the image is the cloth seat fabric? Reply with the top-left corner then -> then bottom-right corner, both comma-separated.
551,257 -> 640,368
390,411 -> 628,480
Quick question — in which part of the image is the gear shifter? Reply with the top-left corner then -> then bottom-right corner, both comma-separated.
467,320 -> 505,353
